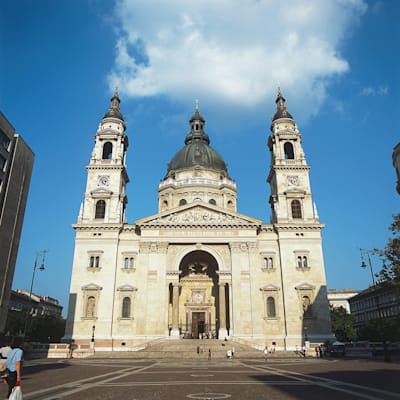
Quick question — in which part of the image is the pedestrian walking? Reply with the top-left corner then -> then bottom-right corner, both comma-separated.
4,337 -> 23,398
208,348 -> 211,360
264,346 -> 268,362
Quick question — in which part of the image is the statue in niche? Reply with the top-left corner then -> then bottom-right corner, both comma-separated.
188,262 -> 208,275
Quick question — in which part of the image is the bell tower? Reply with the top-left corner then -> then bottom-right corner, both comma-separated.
77,87 -> 129,224
267,89 -> 319,224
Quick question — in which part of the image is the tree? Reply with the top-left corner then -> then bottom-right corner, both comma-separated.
374,213 -> 400,283
5,310 -> 66,342
330,306 -> 356,342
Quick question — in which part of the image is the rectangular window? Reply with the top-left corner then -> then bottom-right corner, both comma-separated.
122,253 -> 137,270
294,251 -> 310,269
123,257 -> 134,269
89,255 -> 101,268
0,131 -> 10,150
263,257 -> 274,269
0,155 -> 6,171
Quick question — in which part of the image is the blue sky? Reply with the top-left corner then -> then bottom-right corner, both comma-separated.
1,0 -> 399,316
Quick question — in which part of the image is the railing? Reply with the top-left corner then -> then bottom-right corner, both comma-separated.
159,177 -> 236,189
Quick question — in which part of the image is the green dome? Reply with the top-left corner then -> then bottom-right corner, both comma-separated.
168,141 -> 228,173
166,104 -> 228,175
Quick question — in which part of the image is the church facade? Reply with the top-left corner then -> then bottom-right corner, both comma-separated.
64,90 -> 333,351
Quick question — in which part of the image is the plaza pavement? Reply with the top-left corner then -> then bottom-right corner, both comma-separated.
2,355 -> 400,400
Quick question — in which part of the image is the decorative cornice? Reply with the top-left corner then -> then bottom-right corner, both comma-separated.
73,224 -> 124,232
273,224 -> 325,231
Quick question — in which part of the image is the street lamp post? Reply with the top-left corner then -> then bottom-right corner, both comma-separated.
359,248 -> 391,361
91,325 -> 95,352
360,248 -> 376,286
23,250 -> 47,338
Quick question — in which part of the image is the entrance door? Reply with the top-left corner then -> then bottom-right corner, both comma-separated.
192,312 -> 205,339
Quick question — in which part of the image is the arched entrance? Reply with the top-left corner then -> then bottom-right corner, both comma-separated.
169,250 -> 228,339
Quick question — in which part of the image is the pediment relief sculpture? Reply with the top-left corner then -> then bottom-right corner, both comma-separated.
137,205 -> 260,227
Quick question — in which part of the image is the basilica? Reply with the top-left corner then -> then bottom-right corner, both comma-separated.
64,89 -> 333,351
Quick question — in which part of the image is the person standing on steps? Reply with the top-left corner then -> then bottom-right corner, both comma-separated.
208,348 -> 211,360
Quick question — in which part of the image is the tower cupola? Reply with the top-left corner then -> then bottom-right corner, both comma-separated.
103,86 -> 125,122
272,88 -> 293,122
185,100 -> 210,145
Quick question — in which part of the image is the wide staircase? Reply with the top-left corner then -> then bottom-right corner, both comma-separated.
90,339 -> 300,360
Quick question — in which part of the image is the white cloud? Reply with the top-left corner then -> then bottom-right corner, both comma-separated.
108,0 -> 367,121
360,85 -> 389,96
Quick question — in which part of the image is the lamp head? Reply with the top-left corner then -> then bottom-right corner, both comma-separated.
39,263 -> 45,271
361,260 -> 367,269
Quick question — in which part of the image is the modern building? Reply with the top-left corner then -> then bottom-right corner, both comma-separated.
393,143 -> 400,194
349,282 -> 400,331
327,289 -> 359,313
9,290 -> 63,317
0,112 -> 34,334
64,89 -> 333,351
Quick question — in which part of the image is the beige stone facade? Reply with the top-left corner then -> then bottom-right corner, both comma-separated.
64,89 -> 333,351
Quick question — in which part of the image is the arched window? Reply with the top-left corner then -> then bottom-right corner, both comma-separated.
102,142 -> 113,159
302,296 -> 312,317
267,297 -> 276,317
86,296 -> 96,318
284,142 -> 294,159
95,200 -> 106,219
179,199 -> 187,206
124,257 -> 134,269
209,199 -> 216,205
302,256 -> 308,268
291,200 -> 302,219
263,257 -> 274,269
162,200 -> 168,211
297,256 -> 302,268
122,297 -> 131,318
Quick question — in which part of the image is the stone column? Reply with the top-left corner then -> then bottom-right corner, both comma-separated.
218,282 -> 228,339
171,283 -> 180,337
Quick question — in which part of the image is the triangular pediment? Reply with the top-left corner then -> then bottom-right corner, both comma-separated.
260,284 -> 280,292
117,284 -> 138,292
295,283 -> 316,290
82,283 -> 103,291
136,203 -> 262,228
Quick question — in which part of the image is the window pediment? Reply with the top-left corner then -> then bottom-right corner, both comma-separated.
260,284 -> 280,292
82,283 -> 103,291
295,283 -> 315,290
117,284 -> 138,292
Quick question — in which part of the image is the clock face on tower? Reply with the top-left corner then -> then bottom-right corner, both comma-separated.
97,175 -> 110,187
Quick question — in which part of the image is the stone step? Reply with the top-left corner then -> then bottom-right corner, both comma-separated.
90,339 -> 305,359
